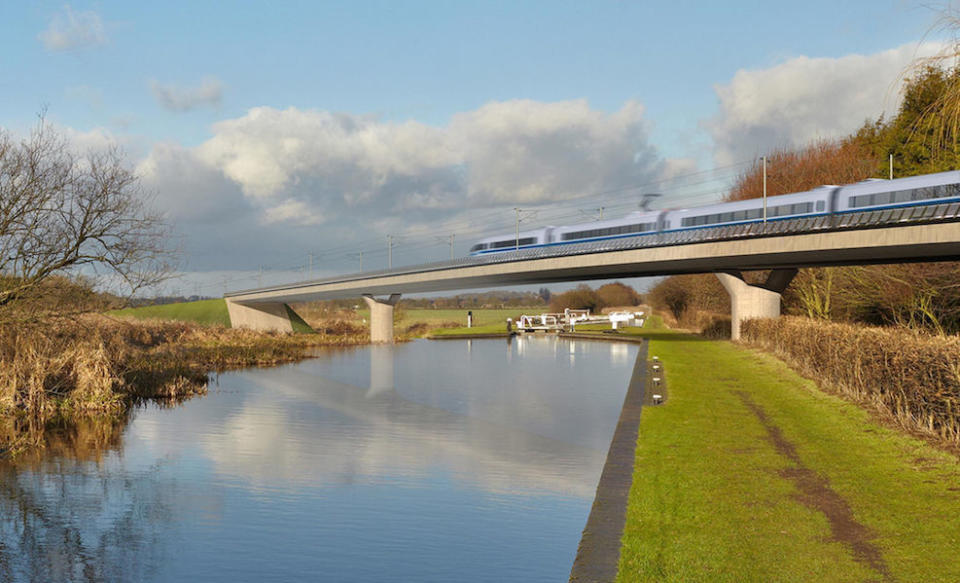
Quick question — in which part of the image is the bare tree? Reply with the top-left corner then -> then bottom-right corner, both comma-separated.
0,115 -> 173,312
899,10 -> 960,155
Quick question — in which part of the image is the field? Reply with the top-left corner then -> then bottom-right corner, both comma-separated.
394,307 -> 538,328
108,298 -> 231,326
615,326 -> 960,582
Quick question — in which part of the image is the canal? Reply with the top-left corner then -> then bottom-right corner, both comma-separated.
0,336 -> 638,582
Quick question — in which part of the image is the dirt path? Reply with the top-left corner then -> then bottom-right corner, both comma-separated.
734,390 -> 893,582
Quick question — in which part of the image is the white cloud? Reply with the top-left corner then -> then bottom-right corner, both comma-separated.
262,199 -> 325,226
137,141 -> 248,223
707,42 -> 945,165
150,77 -> 224,112
135,99 -> 666,276
60,125 -> 122,153
451,100 -> 656,204
182,100 -> 660,225
38,6 -> 106,51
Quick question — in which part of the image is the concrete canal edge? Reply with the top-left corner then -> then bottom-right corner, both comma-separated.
569,339 -> 648,582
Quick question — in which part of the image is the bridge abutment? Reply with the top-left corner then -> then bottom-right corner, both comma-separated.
225,299 -> 295,332
363,293 -> 402,343
716,268 -> 797,340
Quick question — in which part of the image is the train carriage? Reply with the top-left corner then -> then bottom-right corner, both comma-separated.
467,170 -> 960,256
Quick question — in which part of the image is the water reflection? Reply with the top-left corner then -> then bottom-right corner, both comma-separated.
0,411 -> 175,582
0,337 -> 637,583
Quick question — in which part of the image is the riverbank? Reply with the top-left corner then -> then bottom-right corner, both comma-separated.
616,328 -> 960,582
0,314 -> 367,455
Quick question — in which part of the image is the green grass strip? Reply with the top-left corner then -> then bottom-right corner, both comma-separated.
107,298 -> 231,327
285,304 -> 315,333
617,330 -> 960,582
429,322 -> 510,336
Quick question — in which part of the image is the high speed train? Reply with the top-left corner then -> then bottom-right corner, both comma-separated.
468,170 -> 960,255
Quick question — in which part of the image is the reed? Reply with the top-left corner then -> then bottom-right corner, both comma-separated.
0,314 -> 369,416
741,316 -> 960,445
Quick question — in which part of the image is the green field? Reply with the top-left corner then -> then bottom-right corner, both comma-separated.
616,327 -> 960,582
108,302 -> 534,334
108,298 -> 231,326
428,322 -> 512,336
394,307 -> 539,328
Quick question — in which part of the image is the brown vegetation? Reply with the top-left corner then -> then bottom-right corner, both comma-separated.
725,139 -> 874,202
548,282 -> 642,313
742,317 -> 960,446
0,315 -> 368,418
647,274 -> 729,330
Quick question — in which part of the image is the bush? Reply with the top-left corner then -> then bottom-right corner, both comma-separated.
596,282 -> 642,307
549,284 -> 606,313
742,316 -> 960,445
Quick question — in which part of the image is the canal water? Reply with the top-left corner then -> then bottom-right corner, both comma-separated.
0,337 -> 637,582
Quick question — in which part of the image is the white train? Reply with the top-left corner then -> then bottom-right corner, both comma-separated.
468,170 -> 960,255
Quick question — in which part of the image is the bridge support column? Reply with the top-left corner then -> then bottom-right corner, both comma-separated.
363,293 -> 402,343
225,299 -> 294,332
716,269 -> 797,341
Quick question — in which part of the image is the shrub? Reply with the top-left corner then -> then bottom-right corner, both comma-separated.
549,285 -> 605,313
742,316 -> 960,445
596,282 -> 642,307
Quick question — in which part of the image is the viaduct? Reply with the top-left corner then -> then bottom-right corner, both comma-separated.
224,211 -> 960,342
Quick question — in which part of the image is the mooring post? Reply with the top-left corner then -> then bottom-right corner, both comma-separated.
362,293 -> 402,343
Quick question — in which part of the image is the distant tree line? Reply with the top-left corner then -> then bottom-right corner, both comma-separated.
547,282 -> 643,313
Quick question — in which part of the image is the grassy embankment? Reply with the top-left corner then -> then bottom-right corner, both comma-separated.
109,298 -> 315,333
108,298 -> 232,326
614,321 -> 960,582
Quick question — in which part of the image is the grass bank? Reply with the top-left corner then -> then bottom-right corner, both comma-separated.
108,298 -> 231,326
617,329 -> 960,582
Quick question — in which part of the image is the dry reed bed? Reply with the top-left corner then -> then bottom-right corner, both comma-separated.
741,316 -> 960,445
0,315 -> 369,416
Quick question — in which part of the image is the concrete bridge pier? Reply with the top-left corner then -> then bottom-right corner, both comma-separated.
715,268 -> 797,341
225,299 -> 295,332
363,293 -> 402,343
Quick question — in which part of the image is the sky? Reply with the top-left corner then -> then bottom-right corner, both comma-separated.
0,1 -> 953,297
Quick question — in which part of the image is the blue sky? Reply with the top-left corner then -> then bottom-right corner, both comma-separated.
0,1 -> 951,295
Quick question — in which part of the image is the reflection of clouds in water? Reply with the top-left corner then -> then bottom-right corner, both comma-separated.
0,454 -> 194,582
610,342 -> 630,365
203,370 -> 603,498
203,339 -> 635,499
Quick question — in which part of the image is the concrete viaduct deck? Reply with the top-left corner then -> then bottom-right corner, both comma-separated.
224,219 -> 960,341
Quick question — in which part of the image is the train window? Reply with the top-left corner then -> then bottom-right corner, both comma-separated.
816,200 -> 825,212
562,223 -> 653,240
491,238 -> 534,249
851,183 -> 959,208
469,244 -> 487,252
